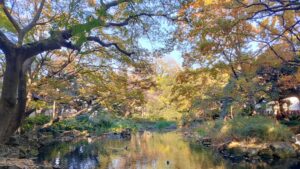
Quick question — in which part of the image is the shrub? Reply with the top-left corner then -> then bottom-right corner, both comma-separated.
22,114 -> 51,131
52,118 -> 94,132
111,119 -> 138,132
50,110 -> 139,134
198,116 -> 293,142
89,111 -> 114,128
155,120 -> 175,130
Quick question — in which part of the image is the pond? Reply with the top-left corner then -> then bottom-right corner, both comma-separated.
38,131 -> 300,169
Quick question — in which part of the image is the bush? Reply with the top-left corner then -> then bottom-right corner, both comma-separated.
155,120 -> 175,130
111,119 -> 138,132
22,114 -> 51,131
198,116 -> 293,142
50,110 -> 139,134
51,118 -> 94,132
89,111 -> 114,128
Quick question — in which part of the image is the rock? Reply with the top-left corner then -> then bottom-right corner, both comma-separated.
1,165 -> 21,169
258,148 -> 273,159
246,148 -> 259,158
0,145 -> 20,158
290,126 -> 300,134
60,136 -> 74,142
18,146 -> 39,159
270,142 -> 296,158
7,136 -> 20,146
61,130 -> 88,138
293,134 -> 300,146
221,140 -> 298,161
38,133 -> 54,146
224,141 -> 257,158
120,128 -> 131,139
0,158 -> 37,169
201,137 -> 212,147
226,146 -> 247,157
58,130 -> 89,142
195,137 -> 212,147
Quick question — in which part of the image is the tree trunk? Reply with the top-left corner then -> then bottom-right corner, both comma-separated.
0,55 -> 19,143
220,98 -> 232,120
0,54 -> 30,144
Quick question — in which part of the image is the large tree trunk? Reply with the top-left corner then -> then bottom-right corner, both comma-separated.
0,54 -> 30,143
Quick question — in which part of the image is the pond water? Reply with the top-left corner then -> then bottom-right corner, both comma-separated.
38,131 -> 300,169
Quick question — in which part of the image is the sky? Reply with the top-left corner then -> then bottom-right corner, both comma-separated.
138,38 -> 184,67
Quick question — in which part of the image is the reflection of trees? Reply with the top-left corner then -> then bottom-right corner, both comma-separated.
39,132 -> 229,169
38,141 -> 102,168
38,132 -> 300,169
105,132 -> 228,169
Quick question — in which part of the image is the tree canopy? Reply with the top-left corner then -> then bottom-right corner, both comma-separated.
0,0 -> 300,144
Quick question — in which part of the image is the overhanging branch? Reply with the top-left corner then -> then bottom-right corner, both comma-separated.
237,0 -> 300,19
105,13 -> 177,27
87,36 -> 133,56
21,10 -> 178,59
22,30 -> 73,59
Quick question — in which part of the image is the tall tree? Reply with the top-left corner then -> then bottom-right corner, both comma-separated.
0,0 -> 179,143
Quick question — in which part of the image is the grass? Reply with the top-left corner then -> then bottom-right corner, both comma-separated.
22,110 -> 178,136
281,120 -> 300,127
197,115 -> 293,142
49,113 -> 138,135
132,117 -> 177,130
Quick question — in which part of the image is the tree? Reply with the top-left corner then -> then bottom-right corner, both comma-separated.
176,0 -> 259,115
0,0 -> 179,143
236,0 -> 300,66
144,58 -> 181,120
175,0 -> 300,118
171,64 -> 230,121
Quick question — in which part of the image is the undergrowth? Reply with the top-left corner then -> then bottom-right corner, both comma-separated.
197,115 -> 292,142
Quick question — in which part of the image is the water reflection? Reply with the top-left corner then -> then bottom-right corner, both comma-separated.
38,131 -> 300,169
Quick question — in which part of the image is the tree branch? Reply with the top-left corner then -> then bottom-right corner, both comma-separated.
105,13 -> 177,27
21,10 -> 175,59
22,0 -> 46,34
0,30 -> 15,55
87,36 -> 133,56
103,0 -> 131,11
21,30 -> 73,59
237,0 -> 300,19
0,0 -> 21,33
24,109 -> 35,117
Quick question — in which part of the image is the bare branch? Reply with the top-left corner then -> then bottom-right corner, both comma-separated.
36,14 -> 58,26
46,50 -> 76,78
23,0 -> 46,34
